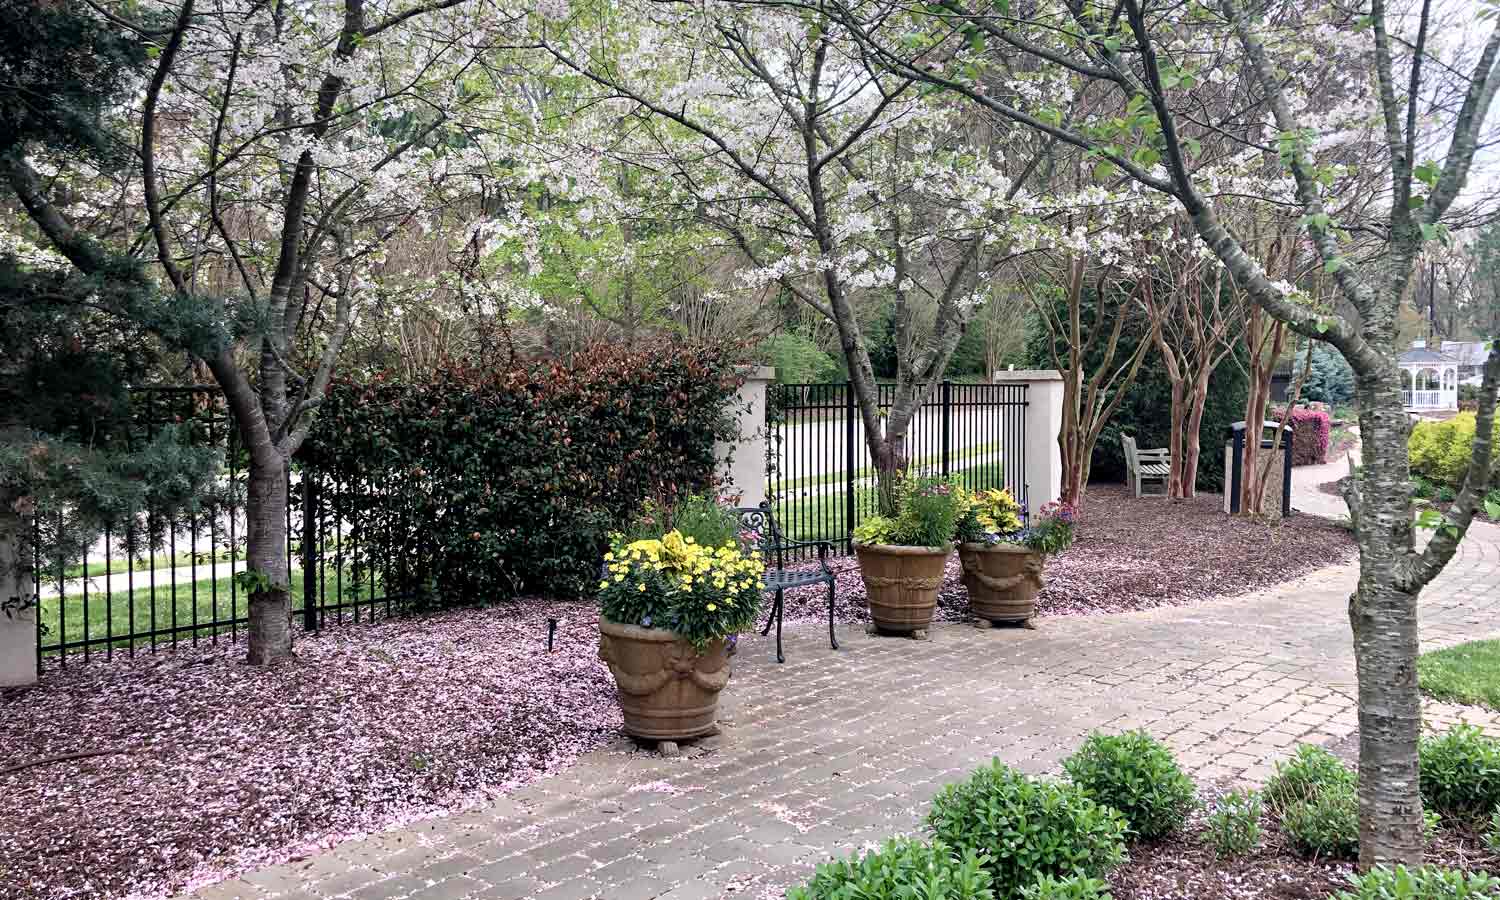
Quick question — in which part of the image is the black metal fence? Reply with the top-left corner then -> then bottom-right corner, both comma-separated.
767,381 -> 1029,556
34,387 -> 405,670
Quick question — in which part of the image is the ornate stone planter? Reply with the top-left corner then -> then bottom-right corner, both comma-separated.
854,543 -> 952,635
958,542 -> 1043,625
598,618 -> 731,741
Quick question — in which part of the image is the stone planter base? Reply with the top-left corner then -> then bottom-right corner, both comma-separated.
598,619 -> 730,740
958,543 -> 1043,624
854,544 -> 952,633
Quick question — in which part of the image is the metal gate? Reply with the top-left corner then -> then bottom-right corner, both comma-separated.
767,381 -> 1029,555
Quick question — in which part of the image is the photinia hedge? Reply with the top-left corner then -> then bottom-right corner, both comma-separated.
302,345 -> 745,605
1273,407 -> 1331,466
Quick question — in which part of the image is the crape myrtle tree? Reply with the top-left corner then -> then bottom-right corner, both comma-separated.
533,1 -> 1126,504
1137,219 -> 1244,499
1019,250 -> 1157,508
4,0 -> 536,665
824,0 -> 1500,866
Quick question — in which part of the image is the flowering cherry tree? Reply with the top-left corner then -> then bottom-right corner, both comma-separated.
824,0 -> 1500,866
3,0 -> 533,664
534,1 -> 1116,504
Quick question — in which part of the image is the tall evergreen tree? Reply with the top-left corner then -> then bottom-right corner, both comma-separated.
0,1 -> 219,683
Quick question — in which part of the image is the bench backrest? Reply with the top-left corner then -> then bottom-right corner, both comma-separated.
734,505 -> 787,570
1121,434 -> 1140,473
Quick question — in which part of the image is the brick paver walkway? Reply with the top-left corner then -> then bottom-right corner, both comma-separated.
190,459 -> 1500,900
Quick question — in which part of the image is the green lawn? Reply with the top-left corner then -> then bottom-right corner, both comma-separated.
772,461 -> 1011,544
57,549 -> 237,581
1418,639 -> 1500,710
773,440 -> 1002,493
40,569 -> 379,653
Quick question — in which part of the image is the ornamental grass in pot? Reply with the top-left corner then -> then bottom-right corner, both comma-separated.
956,493 -> 1075,626
597,506 -> 763,742
852,474 -> 964,637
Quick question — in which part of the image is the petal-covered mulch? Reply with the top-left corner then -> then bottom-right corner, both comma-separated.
778,484 -> 1356,624
0,600 -> 620,900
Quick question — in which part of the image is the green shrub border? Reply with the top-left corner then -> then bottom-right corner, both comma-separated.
302,345 -> 745,606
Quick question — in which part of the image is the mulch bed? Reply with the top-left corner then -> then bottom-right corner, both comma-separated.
779,483 -> 1356,624
1112,812 -> 1498,899
0,600 -> 620,900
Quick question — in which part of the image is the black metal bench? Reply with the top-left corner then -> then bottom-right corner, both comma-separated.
734,505 -> 839,663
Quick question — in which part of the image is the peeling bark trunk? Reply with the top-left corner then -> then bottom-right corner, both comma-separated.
244,455 -> 291,665
1351,379 -> 1425,866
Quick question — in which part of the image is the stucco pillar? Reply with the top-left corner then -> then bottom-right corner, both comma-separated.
992,369 -> 1064,512
0,558 -> 36,686
716,366 -> 774,509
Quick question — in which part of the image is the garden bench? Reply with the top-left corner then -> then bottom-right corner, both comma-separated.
735,505 -> 839,664
1121,434 -> 1170,498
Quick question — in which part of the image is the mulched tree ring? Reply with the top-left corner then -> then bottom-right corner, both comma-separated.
1110,795 -> 1500,900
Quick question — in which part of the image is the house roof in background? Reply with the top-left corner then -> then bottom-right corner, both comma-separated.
1441,340 -> 1491,366
1400,347 -> 1457,364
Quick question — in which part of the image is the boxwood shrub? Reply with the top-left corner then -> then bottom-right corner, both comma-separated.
302,345 -> 743,604
1420,725 -> 1500,822
1264,745 -> 1356,813
927,760 -> 1128,899
1062,730 -> 1196,841
1018,874 -> 1113,900
1331,865 -> 1500,899
786,838 -> 994,900
1280,781 -> 1360,860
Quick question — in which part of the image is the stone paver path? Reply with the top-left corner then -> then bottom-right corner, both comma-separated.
189,459 -> 1500,900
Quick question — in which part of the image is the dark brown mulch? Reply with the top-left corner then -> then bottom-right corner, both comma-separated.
1034,484 -> 1354,617
1111,807 -> 1499,899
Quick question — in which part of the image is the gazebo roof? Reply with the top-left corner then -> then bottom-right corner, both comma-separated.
1399,347 -> 1457,365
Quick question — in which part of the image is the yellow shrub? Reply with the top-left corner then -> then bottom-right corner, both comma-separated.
1408,412 -> 1499,487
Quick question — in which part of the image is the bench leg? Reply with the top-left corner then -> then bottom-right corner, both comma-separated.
774,589 -> 785,664
827,580 -> 839,651
760,594 -> 777,636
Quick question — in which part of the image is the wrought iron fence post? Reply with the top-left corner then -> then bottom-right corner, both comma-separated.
940,381 -> 952,477
844,383 -> 856,552
302,475 -> 318,631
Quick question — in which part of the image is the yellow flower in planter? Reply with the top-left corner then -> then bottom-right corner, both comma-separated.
707,603 -> 717,611
599,580 -> 609,589
637,582 -> 647,592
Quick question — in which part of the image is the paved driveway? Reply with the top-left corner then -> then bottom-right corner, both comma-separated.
189,464 -> 1500,900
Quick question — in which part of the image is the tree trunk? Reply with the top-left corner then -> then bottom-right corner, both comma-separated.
1180,370 -> 1210,500
244,454 -> 292,665
1350,378 -> 1425,867
1167,377 -> 1188,498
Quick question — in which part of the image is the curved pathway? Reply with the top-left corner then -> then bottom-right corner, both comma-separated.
189,463 -> 1500,900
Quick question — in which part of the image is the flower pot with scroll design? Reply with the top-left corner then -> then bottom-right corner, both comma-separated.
598,618 -> 731,740
958,542 -> 1043,623
854,543 -> 951,633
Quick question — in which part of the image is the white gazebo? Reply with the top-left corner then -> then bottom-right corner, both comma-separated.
1399,342 -> 1459,411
